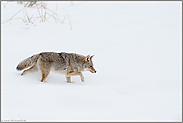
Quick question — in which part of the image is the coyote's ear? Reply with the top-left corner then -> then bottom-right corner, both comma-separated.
83,55 -> 90,64
90,55 -> 94,60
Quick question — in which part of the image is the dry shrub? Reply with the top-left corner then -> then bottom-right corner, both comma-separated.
2,1 -> 73,30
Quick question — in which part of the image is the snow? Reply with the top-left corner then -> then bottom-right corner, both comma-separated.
1,1 -> 182,122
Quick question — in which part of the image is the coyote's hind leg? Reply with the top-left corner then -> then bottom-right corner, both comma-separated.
21,65 -> 37,76
41,70 -> 50,82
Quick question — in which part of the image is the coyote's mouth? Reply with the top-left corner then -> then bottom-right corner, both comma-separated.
90,70 -> 96,73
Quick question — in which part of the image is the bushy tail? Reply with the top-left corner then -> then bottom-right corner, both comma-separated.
16,54 -> 40,71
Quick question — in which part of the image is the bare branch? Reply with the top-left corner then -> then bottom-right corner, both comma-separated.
46,13 -> 62,23
68,14 -> 72,30
36,5 -> 43,22
1,18 -> 25,24
62,14 -> 67,23
10,9 -> 23,20
2,3 -> 6,9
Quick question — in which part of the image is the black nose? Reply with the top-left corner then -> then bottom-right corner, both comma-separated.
94,71 -> 97,73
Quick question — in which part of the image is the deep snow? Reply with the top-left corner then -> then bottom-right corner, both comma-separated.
1,1 -> 182,122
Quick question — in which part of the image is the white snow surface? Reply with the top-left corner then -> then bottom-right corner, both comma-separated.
1,1 -> 182,122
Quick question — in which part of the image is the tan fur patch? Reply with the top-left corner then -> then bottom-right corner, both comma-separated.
90,55 -> 94,60
83,55 -> 90,65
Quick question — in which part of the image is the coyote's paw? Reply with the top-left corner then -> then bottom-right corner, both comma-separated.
81,77 -> 84,82
21,72 -> 25,76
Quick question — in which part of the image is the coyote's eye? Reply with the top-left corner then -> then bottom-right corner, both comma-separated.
90,65 -> 92,67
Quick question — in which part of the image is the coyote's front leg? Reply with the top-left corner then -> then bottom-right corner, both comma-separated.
66,76 -> 71,83
67,71 -> 84,83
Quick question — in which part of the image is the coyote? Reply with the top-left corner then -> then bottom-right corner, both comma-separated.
16,52 -> 96,83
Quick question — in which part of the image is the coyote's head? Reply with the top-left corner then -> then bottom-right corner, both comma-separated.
83,55 -> 97,73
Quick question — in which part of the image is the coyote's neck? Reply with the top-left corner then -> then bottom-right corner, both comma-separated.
60,52 -> 85,68
73,54 -> 85,67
